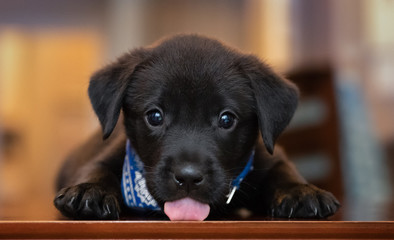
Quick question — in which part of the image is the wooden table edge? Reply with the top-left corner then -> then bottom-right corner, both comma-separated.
1,221 -> 393,239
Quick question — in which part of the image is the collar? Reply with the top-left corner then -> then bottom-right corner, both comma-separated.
121,140 -> 254,210
226,151 -> 254,204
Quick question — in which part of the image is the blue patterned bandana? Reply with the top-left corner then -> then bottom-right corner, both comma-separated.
121,140 -> 161,210
121,140 -> 254,210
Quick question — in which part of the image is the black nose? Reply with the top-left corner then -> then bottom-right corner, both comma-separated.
173,165 -> 204,190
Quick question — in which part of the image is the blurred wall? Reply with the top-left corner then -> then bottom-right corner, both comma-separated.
0,0 -> 107,219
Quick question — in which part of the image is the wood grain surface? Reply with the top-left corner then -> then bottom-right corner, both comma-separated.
1,221 -> 393,239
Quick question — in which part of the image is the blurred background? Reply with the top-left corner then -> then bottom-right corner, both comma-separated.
0,0 -> 393,220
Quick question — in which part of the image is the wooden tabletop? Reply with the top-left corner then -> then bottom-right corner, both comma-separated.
1,221 -> 394,239
1,198 -> 394,239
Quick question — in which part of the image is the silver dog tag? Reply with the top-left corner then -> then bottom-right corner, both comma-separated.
226,186 -> 237,204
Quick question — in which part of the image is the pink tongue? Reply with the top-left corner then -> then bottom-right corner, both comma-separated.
164,198 -> 210,221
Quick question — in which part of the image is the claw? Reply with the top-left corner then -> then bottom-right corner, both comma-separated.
56,193 -> 65,199
105,204 -> 111,214
314,207 -> 318,216
288,207 -> 294,218
84,199 -> 90,208
68,196 -> 76,205
271,208 -> 275,217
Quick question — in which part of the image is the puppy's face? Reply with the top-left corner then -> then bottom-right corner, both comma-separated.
88,35 -> 298,212
123,46 -> 259,206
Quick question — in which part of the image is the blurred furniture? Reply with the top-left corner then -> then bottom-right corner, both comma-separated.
278,68 -> 343,199
386,140 -> 394,189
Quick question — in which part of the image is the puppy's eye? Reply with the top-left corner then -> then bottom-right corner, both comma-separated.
218,112 -> 236,129
146,110 -> 164,127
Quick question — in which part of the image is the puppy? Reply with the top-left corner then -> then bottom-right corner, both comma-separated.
54,34 -> 340,220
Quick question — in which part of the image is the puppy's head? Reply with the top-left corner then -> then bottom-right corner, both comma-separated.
88,34 -> 298,218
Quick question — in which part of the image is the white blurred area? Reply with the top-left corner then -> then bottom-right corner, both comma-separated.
0,0 -> 393,220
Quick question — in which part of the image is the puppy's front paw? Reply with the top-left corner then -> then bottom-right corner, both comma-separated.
54,183 -> 120,220
271,184 -> 340,219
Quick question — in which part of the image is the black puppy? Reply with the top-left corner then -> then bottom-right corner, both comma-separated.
54,34 -> 340,220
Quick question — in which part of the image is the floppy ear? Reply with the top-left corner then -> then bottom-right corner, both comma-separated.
241,55 -> 299,154
88,48 -> 149,139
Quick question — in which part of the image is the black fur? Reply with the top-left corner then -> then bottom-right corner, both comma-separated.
54,34 -> 340,220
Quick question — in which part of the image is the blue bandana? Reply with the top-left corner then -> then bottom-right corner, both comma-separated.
121,140 -> 161,210
121,140 -> 254,211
